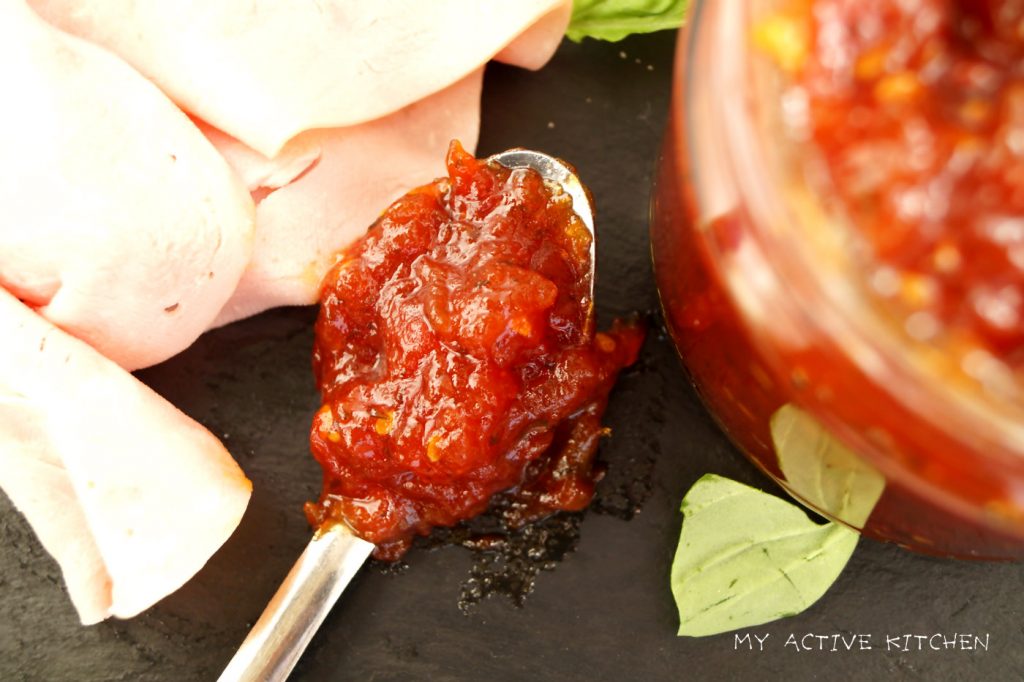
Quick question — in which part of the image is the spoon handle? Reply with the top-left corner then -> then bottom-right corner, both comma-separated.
218,523 -> 375,682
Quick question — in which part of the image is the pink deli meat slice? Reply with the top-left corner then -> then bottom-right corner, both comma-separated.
209,69 -> 483,326
0,288 -> 252,624
28,0 -> 571,157
1,0 -> 254,371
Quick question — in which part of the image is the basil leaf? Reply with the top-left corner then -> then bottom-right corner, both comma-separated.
771,404 -> 885,529
567,0 -> 688,42
672,474 -> 858,637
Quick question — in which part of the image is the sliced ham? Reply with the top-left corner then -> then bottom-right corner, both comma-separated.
28,0 -> 571,157
197,119 -> 322,195
493,1 -> 575,69
211,69 -> 484,326
0,0 -> 573,625
2,0 -> 254,371
0,288 -> 251,624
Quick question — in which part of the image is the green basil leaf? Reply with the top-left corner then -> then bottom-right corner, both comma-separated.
672,474 -> 858,637
567,0 -> 688,42
771,404 -> 885,529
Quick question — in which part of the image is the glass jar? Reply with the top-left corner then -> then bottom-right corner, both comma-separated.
651,0 -> 1024,558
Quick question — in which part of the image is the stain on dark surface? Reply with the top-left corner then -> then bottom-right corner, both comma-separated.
410,496 -> 588,612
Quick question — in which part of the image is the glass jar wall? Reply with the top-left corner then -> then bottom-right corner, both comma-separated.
652,0 -> 1024,559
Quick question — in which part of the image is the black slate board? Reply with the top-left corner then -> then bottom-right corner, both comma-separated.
3,31 -> 1024,682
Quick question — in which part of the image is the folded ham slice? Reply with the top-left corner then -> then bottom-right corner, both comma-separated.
2,0 -> 254,371
29,0 -> 571,157
0,0 -> 252,624
210,69 -> 484,326
0,288 -> 251,624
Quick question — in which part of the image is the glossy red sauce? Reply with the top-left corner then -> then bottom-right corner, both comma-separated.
797,0 -> 1024,365
307,141 -> 643,559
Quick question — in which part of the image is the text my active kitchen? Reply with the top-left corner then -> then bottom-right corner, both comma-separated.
733,632 -> 991,653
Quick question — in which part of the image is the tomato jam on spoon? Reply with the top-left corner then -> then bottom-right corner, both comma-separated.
307,141 -> 643,559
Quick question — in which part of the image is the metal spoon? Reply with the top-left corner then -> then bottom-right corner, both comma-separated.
217,148 -> 597,682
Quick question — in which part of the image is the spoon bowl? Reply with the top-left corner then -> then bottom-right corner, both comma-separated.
488,148 -> 596,298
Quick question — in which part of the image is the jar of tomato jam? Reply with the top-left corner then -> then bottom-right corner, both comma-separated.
652,0 -> 1024,558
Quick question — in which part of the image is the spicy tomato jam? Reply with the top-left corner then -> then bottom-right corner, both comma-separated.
791,0 -> 1024,368
652,0 -> 1024,559
307,141 -> 642,559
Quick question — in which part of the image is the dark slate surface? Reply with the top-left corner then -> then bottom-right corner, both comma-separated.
2,31 -> 1023,682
